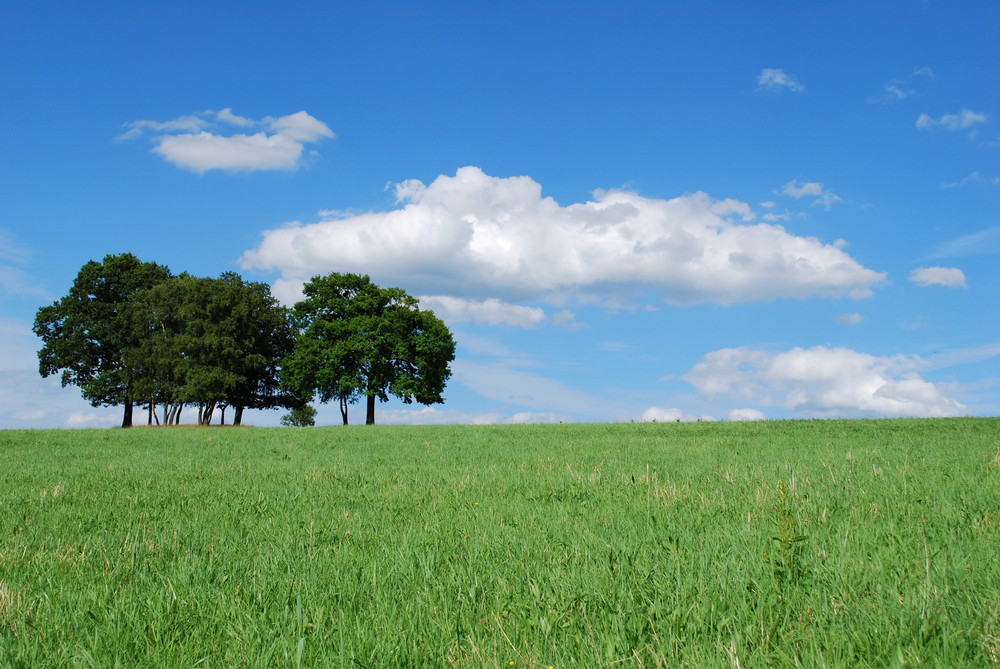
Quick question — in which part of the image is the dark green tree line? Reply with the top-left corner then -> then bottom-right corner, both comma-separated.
36,255 -> 301,426
35,258 -> 456,427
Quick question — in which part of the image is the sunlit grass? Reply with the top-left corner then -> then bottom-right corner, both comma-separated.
1,419 -> 998,666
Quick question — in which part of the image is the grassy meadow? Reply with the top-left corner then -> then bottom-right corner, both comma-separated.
1,418 -> 998,667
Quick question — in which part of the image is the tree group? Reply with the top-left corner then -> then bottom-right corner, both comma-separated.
34,254 -> 455,427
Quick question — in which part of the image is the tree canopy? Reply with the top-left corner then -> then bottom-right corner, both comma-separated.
36,260 -> 455,427
282,273 -> 456,425
122,273 -> 300,426
33,253 -> 172,427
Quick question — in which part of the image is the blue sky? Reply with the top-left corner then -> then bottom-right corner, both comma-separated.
2,1 -> 998,427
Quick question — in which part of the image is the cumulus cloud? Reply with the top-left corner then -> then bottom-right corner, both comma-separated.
119,109 -> 334,173
684,345 -> 966,418
915,109 -> 988,132
756,68 -> 805,93
242,167 -> 885,308
909,266 -> 967,288
780,180 -> 842,210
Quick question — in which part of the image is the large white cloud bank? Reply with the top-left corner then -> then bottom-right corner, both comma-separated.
242,167 -> 884,308
684,346 -> 966,418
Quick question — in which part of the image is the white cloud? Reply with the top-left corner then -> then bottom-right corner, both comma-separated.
729,408 -> 766,421
418,296 -> 547,328
506,412 -> 572,424
267,110 -> 334,142
120,109 -> 334,173
242,167 -> 885,307
638,407 -> 705,423
214,107 -> 255,127
834,312 -> 864,326
909,266 -> 967,288
780,180 -> 842,210
684,346 -> 966,418
756,68 -> 805,93
915,109 -> 988,132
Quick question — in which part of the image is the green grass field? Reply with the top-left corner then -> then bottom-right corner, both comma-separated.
1,419 -> 998,667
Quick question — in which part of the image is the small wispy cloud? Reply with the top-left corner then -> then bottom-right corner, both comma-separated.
756,68 -> 805,93
0,228 -> 48,300
940,172 -> 1000,189
780,179 -> 842,210
119,108 -> 334,173
834,313 -> 864,326
869,67 -> 935,103
915,109 -> 988,132
909,266 -> 968,288
927,227 -> 1000,259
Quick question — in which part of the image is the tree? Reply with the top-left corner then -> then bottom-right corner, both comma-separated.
215,273 -> 301,426
280,404 -> 317,427
123,273 -> 300,426
282,273 -> 456,425
33,253 -> 172,427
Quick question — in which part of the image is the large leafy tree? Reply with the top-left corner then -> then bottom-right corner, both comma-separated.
283,273 -> 456,425
33,253 -> 172,427
123,273 -> 299,426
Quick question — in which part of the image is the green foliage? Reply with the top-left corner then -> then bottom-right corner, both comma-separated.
280,404 -> 317,427
283,273 -> 456,424
1,419 -> 998,666
33,253 -> 172,427
123,273 -> 298,425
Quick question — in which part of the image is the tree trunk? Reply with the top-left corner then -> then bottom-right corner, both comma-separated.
121,399 -> 133,428
365,394 -> 376,425
199,402 -> 216,426
219,406 -> 226,426
340,396 -> 349,425
234,406 -> 244,426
